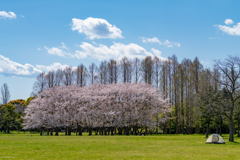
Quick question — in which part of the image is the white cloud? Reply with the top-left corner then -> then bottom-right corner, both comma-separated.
140,37 -> 180,47
61,42 -> 68,49
151,48 -> 161,57
151,48 -> 167,61
75,42 -> 152,60
44,46 -> 64,57
0,55 -> 41,76
0,54 -> 78,77
71,17 -> 123,40
43,41 -> 167,61
74,42 -> 166,61
20,15 -> 24,18
141,37 -> 162,45
173,42 -> 181,47
0,11 -> 16,19
163,40 -> 180,48
36,63 -> 73,72
44,42 -> 71,57
225,19 -> 234,25
37,48 -> 41,50
216,22 -> 240,36
163,40 -> 173,48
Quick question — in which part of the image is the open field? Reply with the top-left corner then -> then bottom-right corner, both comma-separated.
1,132 -> 240,159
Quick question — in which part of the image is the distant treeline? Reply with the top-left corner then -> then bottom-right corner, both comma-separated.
2,55 -> 240,142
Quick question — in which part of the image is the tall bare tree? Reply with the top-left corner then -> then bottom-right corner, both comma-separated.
141,56 -> 153,84
108,60 -> 118,84
167,58 -> 172,134
153,56 -> 161,88
179,62 -> 185,134
121,57 -> 132,83
1,83 -> 11,104
133,58 -> 141,83
183,59 -> 192,134
89,63 -> 98,84
213,55 -> 240,142
63,66 -> 74,86
32,72 -> 46,96
45,71 -> 55,89
171,55 -> 180,134
75,64 -> 88,87
55,69 -> 63,86
99,61 -> 108,84
192,57 -> 203,134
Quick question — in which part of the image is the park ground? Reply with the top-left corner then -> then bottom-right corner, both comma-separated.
1,132 -> 240,159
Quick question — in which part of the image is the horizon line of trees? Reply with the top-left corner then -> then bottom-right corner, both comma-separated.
2,54 -> 240,142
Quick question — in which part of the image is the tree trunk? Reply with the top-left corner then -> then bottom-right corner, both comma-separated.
134,127 -> 137,135
125,127 -> 129,135
40,127 -> 43,136
238,113 -> 240,137
164,122 -> 167,134
89,127 -> 92,136
119,128 -> 122,135
95,128 -> 98,135
7,127 -> 10,134
196,124 -> 200,134
50,128 -> 53,136
145,126 -> 148,135
68,127 -> 71,135
229,119 -> 234,142
219,123 -> 222,136
111,127 -> 114,136
206,123 -> 210,138
238,121 -> 240,137
47,128 -> 49,136
55,128 -> 59,136
65,127 -> 67,135
104,128 -> 107,135
169,118 -> 171,134
78,126 -> 82,136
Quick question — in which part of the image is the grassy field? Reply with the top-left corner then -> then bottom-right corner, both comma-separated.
0,132 -> 240,159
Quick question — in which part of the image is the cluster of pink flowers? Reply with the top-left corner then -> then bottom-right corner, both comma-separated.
23,83 -> 170,135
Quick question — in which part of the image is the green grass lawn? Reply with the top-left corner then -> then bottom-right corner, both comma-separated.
0,132 -> 240,159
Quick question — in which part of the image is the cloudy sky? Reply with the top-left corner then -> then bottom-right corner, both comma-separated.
1,0 -> 240,100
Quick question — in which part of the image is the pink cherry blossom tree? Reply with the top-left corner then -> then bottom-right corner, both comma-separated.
23,83 -> 171,136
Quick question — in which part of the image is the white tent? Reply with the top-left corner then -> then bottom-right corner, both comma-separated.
206,134 -> 225,144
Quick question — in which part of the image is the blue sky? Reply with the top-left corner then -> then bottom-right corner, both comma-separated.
0,0 -> 240,101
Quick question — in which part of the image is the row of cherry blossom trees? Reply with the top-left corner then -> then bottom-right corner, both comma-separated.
24,83 -> 170,136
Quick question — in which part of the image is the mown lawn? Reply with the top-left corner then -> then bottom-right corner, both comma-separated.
0,132 -> 240,159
